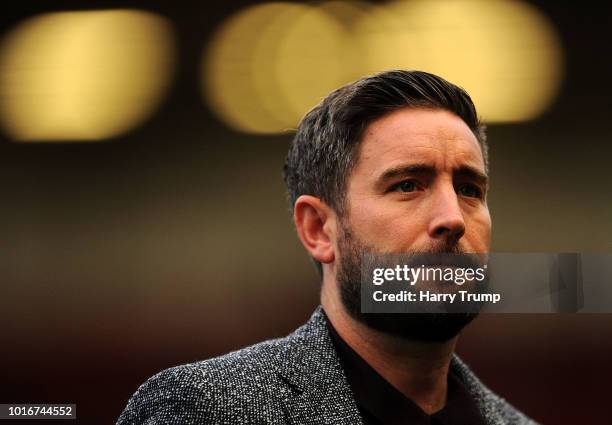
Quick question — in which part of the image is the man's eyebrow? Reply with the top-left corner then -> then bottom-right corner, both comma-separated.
454,165 -> 489,187
377,163 -> 436,184
376,163 -> 489,186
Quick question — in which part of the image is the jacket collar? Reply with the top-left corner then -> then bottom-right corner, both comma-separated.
275,306 -> 524,425
276,306 -> 363,425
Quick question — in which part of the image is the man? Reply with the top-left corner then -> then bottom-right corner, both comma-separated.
117,70 -> 537,424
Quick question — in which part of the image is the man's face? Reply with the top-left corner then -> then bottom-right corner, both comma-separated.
335,107 -> 491,341
343,107 -> 490,254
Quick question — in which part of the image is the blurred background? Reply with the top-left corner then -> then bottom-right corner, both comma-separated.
0,0 -> 610,423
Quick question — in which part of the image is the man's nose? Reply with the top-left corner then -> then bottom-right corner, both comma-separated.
427,186 -> 466,244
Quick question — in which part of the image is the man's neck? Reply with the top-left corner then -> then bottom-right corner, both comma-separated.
321,283 -> 458,415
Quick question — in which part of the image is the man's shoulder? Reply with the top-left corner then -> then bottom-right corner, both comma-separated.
163,334 -> 286,386
116,319 -> 316,425
187,334 -> 287,382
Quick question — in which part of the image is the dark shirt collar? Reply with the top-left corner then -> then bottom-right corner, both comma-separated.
326,317 -> 488,425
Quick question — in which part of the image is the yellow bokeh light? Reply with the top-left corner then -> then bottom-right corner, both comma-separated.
0,10 -> 175,142
354,0 -> 564,122
204,3 -> 292,134
273,5 -> 360,124
276,1 -> 372,122
204,0 -> 564,133
203,2 -> 359,134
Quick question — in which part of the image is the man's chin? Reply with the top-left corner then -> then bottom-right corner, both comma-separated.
351,311 -> 479,343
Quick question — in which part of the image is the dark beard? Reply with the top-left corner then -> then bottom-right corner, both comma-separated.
336,219 -> 480,343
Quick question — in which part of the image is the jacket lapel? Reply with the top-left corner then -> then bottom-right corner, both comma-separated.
276,307 -> 363,425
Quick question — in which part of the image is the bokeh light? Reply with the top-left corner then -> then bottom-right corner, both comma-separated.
355,0 -> 564,123
202,2 -> 359,134
0,10 -> 175,142
203,0 -> 564,133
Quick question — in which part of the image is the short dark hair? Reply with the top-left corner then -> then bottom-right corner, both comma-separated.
282,70 -> 487,272
284,70 -> 486,214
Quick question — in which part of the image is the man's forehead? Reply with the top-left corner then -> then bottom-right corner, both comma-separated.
357,108 -> 485,172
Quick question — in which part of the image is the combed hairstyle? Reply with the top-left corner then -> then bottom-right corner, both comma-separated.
282,70 -> 488,273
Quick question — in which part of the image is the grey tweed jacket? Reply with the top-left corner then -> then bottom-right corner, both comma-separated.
117,307 -> 537,424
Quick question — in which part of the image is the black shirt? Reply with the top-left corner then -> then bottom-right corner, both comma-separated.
327,321 -> 488,425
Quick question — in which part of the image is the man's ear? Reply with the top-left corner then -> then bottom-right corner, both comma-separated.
293,195 -> 336,265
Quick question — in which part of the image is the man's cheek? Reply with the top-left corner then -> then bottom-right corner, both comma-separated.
465,219 -> 491,250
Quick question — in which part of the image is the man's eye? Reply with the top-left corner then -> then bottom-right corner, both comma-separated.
393,180 -> 417,193
457,184 -> 482,198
